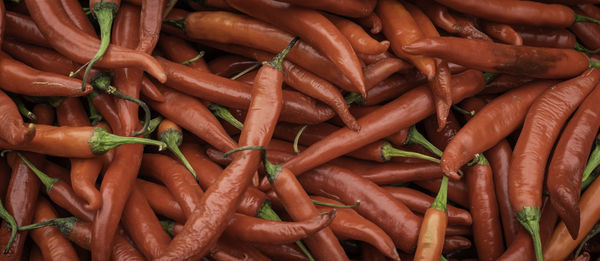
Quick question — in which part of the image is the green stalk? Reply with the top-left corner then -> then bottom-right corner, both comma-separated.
143,116 -> 164,139
405,125 -> 442,157
430,176 -> 448,212
381,142 -> 441,163
256,201 -> 315,261
574,42 -> 600,54
208,103 -> 243,130
293,125 -> 308,154
79,1 -> 118,91
263,37 -> 299,72
589,57 -> 600,68
90,72 -> 151,136
312,199 -> 360,209
516,206 -> 542,261
11,95 -> 36,122
452,105 -> 475,117
180,51 -> 205,66
18,217 -> 78,239
575,13 -> 600,25
163,19 -> 185,32
582,168 -> 600,191
0,199 -> 17,254
14,152 -> 59,194
344,92 -> 365,105
86,91 -> 103,125
160,219 -> 176,237
483,72 -> 499,84
230,63 -> 260,80
582,138 -> 600,190
89,127 -> 167,154
160,129 -> 198,181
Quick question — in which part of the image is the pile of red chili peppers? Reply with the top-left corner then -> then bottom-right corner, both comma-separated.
1,0 -> 600,260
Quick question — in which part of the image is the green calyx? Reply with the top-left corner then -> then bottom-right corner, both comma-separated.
516,206 -> 542,261
575,42 -> 600,54
483,72 -> 499,84
160,129 -> 198,181
344,92 -> 365,105
90,72 -> 151,136
86,92 -> 103,125
406,125 -> 443,157
263,37 -> 299,72
208,103 -> 243,130
18,217 -> 78,239
89,127 -> 167,154
381,142 -> 441,163
430,176 -> 448,213
0,199 -> 17,254
79,1 -> 118,91
143,116 -> 164,139
14,152 -> 59,194
223,145 -> 281,183
180,51 -> 205,66
312,199 -> 360,209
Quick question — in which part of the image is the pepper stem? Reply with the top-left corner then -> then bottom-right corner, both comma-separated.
516,206 -> 542,261
180,51 -> 205,66
0,199 -> 17,254
582,168 -> 600,191
86,92 -> 103,125
90,72 -> 151,136
406,125 -> 443,157
143,116 -> 164,139
256,201 -> 316,261
483,72 -> 499,84
160,129 -> 198,181
575,13 -> 600,26
11,95 -> 36,122
230,63 -> 260,80
430,176 -> 448,212
575,221 -> 600,257
163,19 -> 186,32
582,138 -> 600,189
160,219 -> 176,237
381,142 -> 441,163
89,127 -> 167,154
575,42 -> 600,54
263,37 -> 299,72
452,105 -> 475,117
312,199 -> 360,209
293,125 -> 308,154
14,152 -> 59,194
80,2 -> 118,91
208,103 -> 243,130
18,217 -> 78,239
344,92 -> 365,105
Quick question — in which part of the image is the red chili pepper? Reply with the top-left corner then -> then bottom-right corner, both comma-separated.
280,69 -> 484,177
252,243 -> 309,261
89,92 -> 122,135
383,186 -> 472,226
158,34 -> 209,71
414,176 -> 448,261
547,81 -> 600,239
570,6 -> 600,51
225,0 -> 367,96
29,198 -> 79,261
208,55 -> 257,77
364,72 -> 425,106
60,0 -> 96,36
136,0 -> 164,54
481,74 -> 535,95
510,68 -> 600,261
415,178 -> 469,208
356,13 -> 383,34
324,13 -> 389,55
136,179 -> 186,223
121,185 -> 171,259
4,11 -> 48,48
0,89 -> 35,146
440,80 -> 557,178
514,25 -> 576,49
139,77 -> 165,102
275,0 -> 375,18
481,21 -> 523,45
403,36 -> 599,79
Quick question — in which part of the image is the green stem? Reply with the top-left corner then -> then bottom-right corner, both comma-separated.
18,217 -> 78,239
163,18 -> 185,32
180,51 -> 205,66
441,255 -> 448,261
430,176 -> 448,212
0,199 -> 17,254
575,13 -> 600,25
208,103 -> 243,130
14,152 -> 59,194
312,199 -> 360,209
589,57 -> 600,68
381,142 -> 441,163
81,2 -> 118,91
582,139 -> 600,189
582,168 -> 600,191
143,116 -> 164,139
230,63 -> 260,80
406,125 -> 442,157
293,125 -> 308,154
344,92 -> 365,105
256,201 -> 315,261
483,72 -> 498,84
452,105 -> 475,117
11,95 -> 36,122
574,42 -> 600,54
90,72 -> 151,136
88,127 -> 167,154
516,206 -> 542,261
160,129 -> 198,181
160,219 -> 176,237
86,92 -> 103,125
575,221 -> 600,257
263,37 -> 299,72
